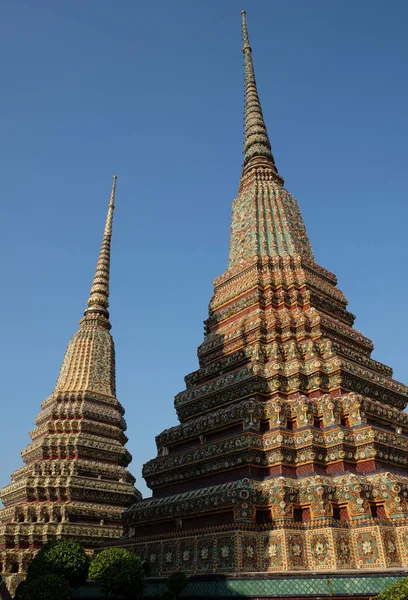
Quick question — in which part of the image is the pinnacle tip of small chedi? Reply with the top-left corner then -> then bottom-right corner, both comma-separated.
81,174 -> 117,330
0,175 -> 138,593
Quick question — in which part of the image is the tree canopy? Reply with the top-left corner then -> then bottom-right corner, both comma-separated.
26,540 -> 89,587
15,573 -> 71,600
88,547 -> 145,599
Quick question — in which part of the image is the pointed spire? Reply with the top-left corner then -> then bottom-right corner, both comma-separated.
241,11 -> 280,178
54,176 -> 119,394
82,175 -> 117,328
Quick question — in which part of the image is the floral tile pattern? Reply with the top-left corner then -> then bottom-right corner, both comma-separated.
179,538 -> 195,572
216,534 -> 236,571
353,528 -> 383,569
162,541 -> 178,573
333,529 -> 354,569
197,537 -> 214,571
240,533 -> 258,571
308,531 -> 334,570
286,532 -> 306,570
382,528 -> 401,567
262,532 -> 285,571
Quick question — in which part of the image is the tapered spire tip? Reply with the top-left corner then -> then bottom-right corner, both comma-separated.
241,11 -> 282,181
241,9 -> 251,51
82,176 -> 118,328
109,175 -> 117,206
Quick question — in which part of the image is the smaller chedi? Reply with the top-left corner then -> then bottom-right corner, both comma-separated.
0,177 -> 140,591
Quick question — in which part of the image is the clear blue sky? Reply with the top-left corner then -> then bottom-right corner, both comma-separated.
1,0 -> 407,498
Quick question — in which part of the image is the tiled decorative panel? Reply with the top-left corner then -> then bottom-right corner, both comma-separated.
381,527 -> 401,567
307,529 -> 335,570
215,534 -> 236,571
285,531 -> 306,570
262,531 -> 286,571
352,526 -> 385,569
197,536 -> 215,572
146,542 -> 161,576
179,537 -> 195,572
396,525 -> 408,566
333,528 -> 355,569
240,533 -> 259,571
162,540 -> 178,573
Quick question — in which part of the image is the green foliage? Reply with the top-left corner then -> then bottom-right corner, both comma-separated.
14,579 -> 28,600
376,578 -> 408,600
88,547 -> 145,599
19,574 -> 71,600
26,540 -> 89,586
165,571 -> 188,597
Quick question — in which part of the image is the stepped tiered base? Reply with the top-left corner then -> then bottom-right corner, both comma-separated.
121,241 -> 408,580
0,386 -> 138,591
122,393 -> 408,574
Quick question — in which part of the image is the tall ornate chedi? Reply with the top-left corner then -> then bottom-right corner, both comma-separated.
0,177 -> 139,589
123,13 -> 408,576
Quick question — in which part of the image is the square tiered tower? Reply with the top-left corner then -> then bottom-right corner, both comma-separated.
122,11 -> 408,580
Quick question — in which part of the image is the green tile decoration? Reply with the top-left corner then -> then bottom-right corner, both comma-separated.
73,575 -> 408,598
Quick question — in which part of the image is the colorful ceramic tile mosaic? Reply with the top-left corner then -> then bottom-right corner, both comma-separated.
120,11 -> 408,581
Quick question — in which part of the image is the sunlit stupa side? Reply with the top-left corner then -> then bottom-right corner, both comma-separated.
121,12 -> 408,578
0,177 -> 140,591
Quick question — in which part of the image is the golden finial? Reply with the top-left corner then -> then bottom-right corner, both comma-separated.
241,9 -> 251,51
110,175 -> 117,207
